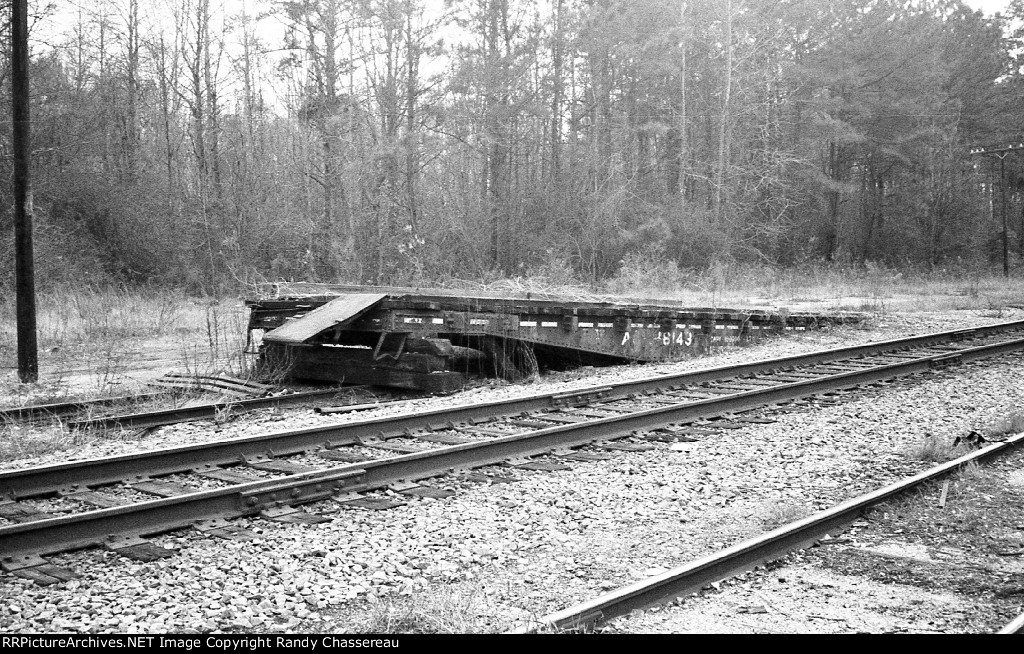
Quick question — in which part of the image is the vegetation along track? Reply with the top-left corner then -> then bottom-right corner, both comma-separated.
3,320 -> 1024,585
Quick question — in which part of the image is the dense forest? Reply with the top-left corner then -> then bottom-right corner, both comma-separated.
1,0 -> 1023,293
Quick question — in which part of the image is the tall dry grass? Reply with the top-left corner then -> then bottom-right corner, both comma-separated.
0,286 -> 251,405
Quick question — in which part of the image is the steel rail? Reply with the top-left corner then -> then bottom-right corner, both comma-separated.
0,392 -> 169,421
515,430 -> 1024,633
65,387 -> 362,431
998,612 -> 1024,634
2,335 -> 1023,564
1,388 -> 359,429
3,321 -> 1023,501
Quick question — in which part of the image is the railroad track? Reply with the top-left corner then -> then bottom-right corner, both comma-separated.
1001,613 -> 1024,634
513,431 -> 1024,634
3,320 -> 1024,586
0,384 -> 386,432
0,391 -> 172,423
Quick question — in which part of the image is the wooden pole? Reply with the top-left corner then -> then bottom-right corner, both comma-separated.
12,0 -> 38,383
1000,155 -> 1008,278
969,143 -> 1022,278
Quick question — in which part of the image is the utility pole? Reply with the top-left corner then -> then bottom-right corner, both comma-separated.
970,141 -> 1024,278
12,0 -> 38,382
1001,154 -> 1007,277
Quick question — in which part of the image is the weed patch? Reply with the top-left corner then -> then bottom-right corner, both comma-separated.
760,500 -> 813,531
0,420 -> 81,462
906,432 -> 972,463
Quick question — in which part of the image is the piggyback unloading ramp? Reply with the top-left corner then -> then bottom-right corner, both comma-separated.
259,291 -> 475,392
249,285 -> 864,393
263,293 -> 387,345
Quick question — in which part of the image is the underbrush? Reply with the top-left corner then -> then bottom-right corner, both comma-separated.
602,259 -> 1024,312
440,258 -> 1024,315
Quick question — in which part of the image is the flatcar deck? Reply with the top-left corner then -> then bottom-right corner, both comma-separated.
246,284 -> 864,391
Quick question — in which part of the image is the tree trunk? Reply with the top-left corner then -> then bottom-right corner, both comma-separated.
124,0 -> 139,181
550,0 -> 563,186
714,0 -> 733,225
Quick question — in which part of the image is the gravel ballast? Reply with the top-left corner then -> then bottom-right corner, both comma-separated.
1,309 -> 1023,633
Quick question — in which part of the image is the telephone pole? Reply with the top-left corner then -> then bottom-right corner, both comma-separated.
970,141 -> 1024,278
12,0 -> 38,382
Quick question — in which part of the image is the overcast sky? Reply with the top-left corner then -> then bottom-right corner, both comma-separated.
964,0 -> 1014,15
